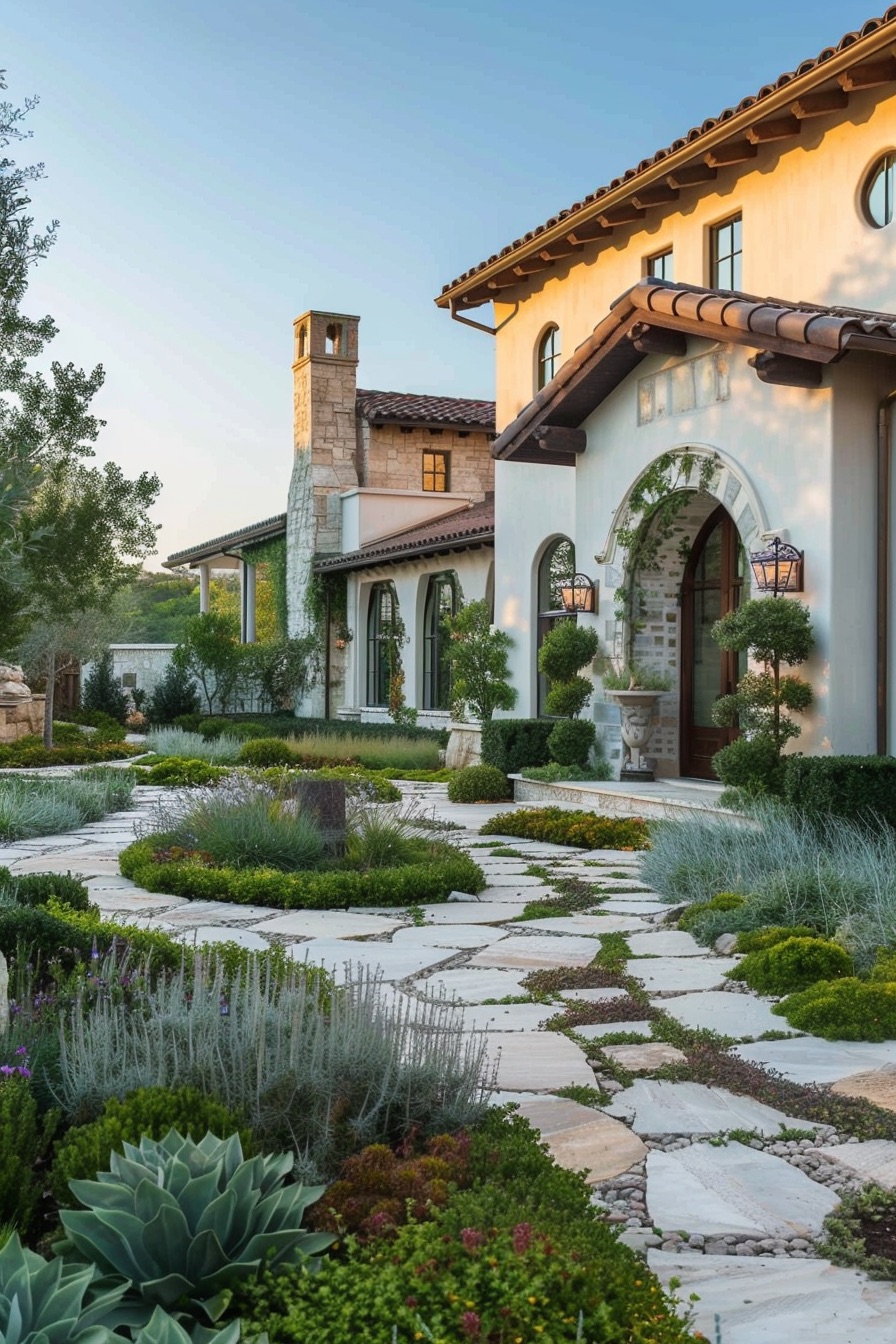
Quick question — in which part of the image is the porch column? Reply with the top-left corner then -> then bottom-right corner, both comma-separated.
198,564 -> 211,614
241,561 -> 257,644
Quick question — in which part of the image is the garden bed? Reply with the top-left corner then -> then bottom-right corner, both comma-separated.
481,806 -> 650,849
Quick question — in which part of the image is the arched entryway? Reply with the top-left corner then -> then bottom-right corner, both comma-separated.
680,504 -> 747,778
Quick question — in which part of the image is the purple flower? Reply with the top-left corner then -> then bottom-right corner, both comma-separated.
14,1046 -> 27,1057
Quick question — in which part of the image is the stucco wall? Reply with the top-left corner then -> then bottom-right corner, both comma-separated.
491,87 -> 896,429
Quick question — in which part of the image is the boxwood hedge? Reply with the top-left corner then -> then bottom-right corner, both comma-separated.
119,837 -> 485,909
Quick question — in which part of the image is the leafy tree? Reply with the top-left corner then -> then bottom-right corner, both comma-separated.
146,653 -> 200,725
537,621 -> 599,718
177,612 -> 247,714
16,458 -> 159,743
711,597 -> 815,796
112,570 -> 200,643
81,649 -> 129,723
249,635 -> 318,711
445,599 -> 517,722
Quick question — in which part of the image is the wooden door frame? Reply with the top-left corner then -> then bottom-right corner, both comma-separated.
679,504 -> 742,777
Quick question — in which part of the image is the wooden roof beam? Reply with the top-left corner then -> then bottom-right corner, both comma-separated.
704,140 -> 759,167
665,163 -> 718,189
512,258 -> 551,277
486,272 -> 520,292
597,203 -> 647,227
565,220 -> 612,245
532,425 -> 587,455
838,58 -> 896,91
746,115 -> 802,144
539,241 -> 582,261
630,183 -> 679,209
791,88 -> 849,118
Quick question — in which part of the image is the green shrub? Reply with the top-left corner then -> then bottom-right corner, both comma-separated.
238,737 -> 295,767
234,1110 -> 693,1344
135,757 -> 228,787
50,1085 -> 254,1206
0,902 -> 186,977
817,1183 -> 896,1280
4,871 -> 90,911
712,734 -> 787,796
547,716 -> 596,766
773,977 -> 896,1041
120,836 -> 485,909
734,924 -> 818,953
0,1073 -> 53,1235
728,936 -> 853,996
520,761 -> 613,782
446,764 -> 512,803
784,755 -> 896,831
481,806 -> 649,850
147,662 -> 200,726
537,621 -> 600,720
871,947 -> 896,982
0,739 -> 139,769
69,709 -> 128,741
344,807 -> 421,869
167,791 -> 325,872
81,652 -> 130,724
146,727 -> 242,764
171,712 -> 203,733
480,718 -> 554,773
677,891 -> 745,932
58,1130 -> 333,1328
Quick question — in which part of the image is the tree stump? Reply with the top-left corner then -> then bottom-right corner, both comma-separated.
291,779 -> 347,857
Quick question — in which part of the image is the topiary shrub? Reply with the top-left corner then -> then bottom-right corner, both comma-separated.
238,737 -> 295,767
783,755 -> 896,832
773,977 -> 896,1041
446,765 -> 512,803
676,891 -> 745,932
537,621 -> 600,719
734,924 -> 819,953
547,717 -> 596,767
480,718 -> 554,773
727,935 -> 853,996
50,1085 -> 254,1206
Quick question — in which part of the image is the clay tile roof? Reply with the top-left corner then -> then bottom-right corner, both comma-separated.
356,389 -> 495,431
314,497 -> 495,573
163,513 -> 287,568
439,7 -> 896,298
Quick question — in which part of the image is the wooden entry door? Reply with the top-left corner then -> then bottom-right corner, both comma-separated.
680,506 -> 746,779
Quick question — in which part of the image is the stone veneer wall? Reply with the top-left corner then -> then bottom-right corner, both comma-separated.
0,697 -> 46,744
359,424 -> 494,497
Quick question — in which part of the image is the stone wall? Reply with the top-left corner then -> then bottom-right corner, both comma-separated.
359,423 -> 494,498
0,697 -> 45,744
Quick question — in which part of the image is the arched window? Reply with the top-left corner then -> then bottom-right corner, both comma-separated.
422,574 -> 456,710
325,322 -> 343,356
297,323 -> 307,359
537,537 -> 575,715
536,326 -> 561,390
367,583 -> 397,706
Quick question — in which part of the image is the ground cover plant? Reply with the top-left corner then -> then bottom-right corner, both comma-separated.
727,935 -> 853,995
818,1183 -> 896,1280
0,735 -> 141,767
481,806 -> 649,849
0,769 -> 135,840
773,978 -> 896,1041
145,727 -> 244,764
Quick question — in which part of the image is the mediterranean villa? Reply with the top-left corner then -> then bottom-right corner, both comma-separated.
167,7 -> 896,779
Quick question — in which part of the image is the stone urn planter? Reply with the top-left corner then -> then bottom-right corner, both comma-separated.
445,722 -> 482,770
605,690 -> 663,782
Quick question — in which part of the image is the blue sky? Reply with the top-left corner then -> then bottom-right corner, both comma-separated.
5,0 -> 868,561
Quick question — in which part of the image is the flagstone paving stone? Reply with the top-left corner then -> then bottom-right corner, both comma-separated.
818,1140 -> 896,1190
602,1042 -> 686,1071
451,1002 -> 557,1032
652,990 -> 795,1040
467,934 -> 602,971
512,1097 -> 647,1182
605,1080 -> 821,1135
477,1031 -> 595,1091
416,901 -> 530,923
626,929 -> 704,957
514,914 -> 649,936
831,1065 -> 896,1112
478,884 -> 555,901
576,1020 -> 654,1040
289,939 -> 461,982
599,897 -> 671,914
646,1142 -> 839,1238
648,1252 -> 896,1343
413,968 -> 530,1002
735,1039 -> 896,1085
390,924 -> 509,950
625,956 -> 740,992
246,910 -> 406,938
178,925 -> 271,951
88,891 -> 188,912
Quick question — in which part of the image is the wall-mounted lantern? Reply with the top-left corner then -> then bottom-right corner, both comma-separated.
560,573 -> 597,613
749,537 -> 804,596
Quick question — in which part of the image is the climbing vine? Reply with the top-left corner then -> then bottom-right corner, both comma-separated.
242,535 -> 288,639
610,449 -> 719,670
306,570 -> 352,647
383,590 -> 417,727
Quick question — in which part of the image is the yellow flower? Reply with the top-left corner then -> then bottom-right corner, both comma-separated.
528,1296 -> 538,1304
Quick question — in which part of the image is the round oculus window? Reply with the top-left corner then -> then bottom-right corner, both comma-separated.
864,153 -> 896,228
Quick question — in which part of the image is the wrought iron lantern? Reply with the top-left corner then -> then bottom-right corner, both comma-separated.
560,573 -> 597,613
749,537 -> 804,596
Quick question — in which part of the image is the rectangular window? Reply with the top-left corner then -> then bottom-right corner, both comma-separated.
422,450 -> 450,492
121,672 -> 137,688
647,248 -> 674,282
710,214 -> 742,290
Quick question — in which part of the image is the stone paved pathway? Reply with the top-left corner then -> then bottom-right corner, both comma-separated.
6,777 -> 896,1343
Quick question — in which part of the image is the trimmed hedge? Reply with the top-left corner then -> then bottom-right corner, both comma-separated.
783,755 -> 896,829
481,806 -> 649,850
197,714 -> 448,745
120,837 -> 486,909
480,718 -> 555,774
446,765 -> 512,803
0,738 -> 141,768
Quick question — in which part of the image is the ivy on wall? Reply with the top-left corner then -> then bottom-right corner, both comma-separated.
242,535 -> 288,640
306,570 -> 352,647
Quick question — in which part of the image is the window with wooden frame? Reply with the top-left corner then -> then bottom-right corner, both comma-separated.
647,248 -> 674,282
422,573 -> 456,710
366,583 -> 398,706
422,450 -> 450,492
710,215 -> 742,291
536,326 -> 561,390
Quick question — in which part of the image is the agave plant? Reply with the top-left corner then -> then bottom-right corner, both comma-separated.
133,1307 -> 245,1344
0,1233 -> 130,1344
58,1130 -> 333,1325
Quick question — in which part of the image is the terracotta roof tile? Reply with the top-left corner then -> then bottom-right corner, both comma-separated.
314,498 -> 495,573
164,513 -> 287,568
356,389 -> 495,430
440,7 -> 896,297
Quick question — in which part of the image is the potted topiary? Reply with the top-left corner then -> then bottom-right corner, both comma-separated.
598,658 -> 671,781
443,600 -> 517,768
